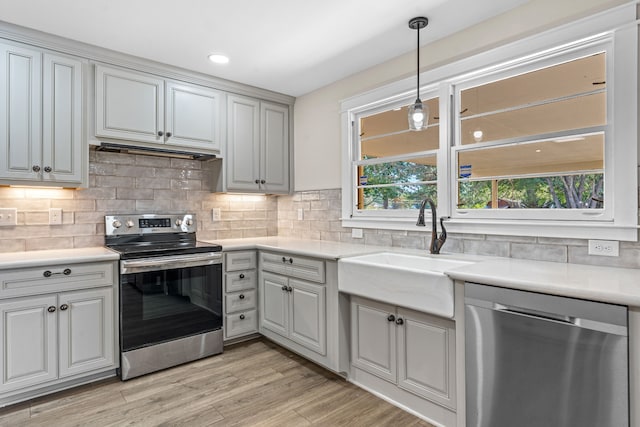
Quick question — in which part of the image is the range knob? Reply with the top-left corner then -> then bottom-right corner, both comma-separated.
175,219 -> 183,226
112,220 -> 122,229
186,218 -> 193,226
125,220 -> 135,228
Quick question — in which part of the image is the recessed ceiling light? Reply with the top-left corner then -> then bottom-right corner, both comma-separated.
208,53 -> 229,64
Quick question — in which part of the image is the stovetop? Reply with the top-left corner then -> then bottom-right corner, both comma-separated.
107,239 -> 222,260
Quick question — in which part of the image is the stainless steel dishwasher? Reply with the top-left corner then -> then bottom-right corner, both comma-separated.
465,283 -> 628,427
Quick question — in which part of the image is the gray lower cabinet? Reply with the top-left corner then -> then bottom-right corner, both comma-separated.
0,261 -> 118,405
0,40 -> 85,187
351,296 -> 456,410
224,251 -> 258,340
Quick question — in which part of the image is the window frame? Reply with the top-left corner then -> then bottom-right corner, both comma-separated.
340,3 -> 637,240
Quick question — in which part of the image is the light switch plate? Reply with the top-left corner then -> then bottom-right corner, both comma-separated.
49,208 -> 63,225
212,208 -> 221,221
0,208 -> 17,226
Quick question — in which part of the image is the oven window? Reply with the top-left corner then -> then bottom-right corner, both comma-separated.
121,263 -> 222,351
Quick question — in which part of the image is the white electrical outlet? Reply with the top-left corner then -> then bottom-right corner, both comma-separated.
351,228 -> 363,239
212,208 -> 221,221
297,208 -> 304,220
588,239 -> 619,257
0,208 -> 17,226
49,208 -> 63,225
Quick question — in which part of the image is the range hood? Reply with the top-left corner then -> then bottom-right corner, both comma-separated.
95,142 -> 217,161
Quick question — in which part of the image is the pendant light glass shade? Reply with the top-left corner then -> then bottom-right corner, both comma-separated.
408,17 -> 429,131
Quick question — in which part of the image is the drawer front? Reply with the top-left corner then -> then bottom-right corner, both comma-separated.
225,289 -> 257,313
0,262 -> 116,299
225,251 -> 256,272
261,252 -> 325,283
225,270 -> 256,293
225,310 -> 258,339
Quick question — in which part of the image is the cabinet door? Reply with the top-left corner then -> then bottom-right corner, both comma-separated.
58,288 -> 115,378
259,272 -> 289,337
397,307 -> 456,409
289,279 -> 326,355
95,65 -> 164,144
165,81 -> 221,151
0,42 -> 42,181
226,95 -> 260,191
0,295 -> 57,393
350,297 -> 396,383
42,53 -> 84,184
260,102 -> 289,193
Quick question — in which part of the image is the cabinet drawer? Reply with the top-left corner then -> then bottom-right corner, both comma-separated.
261,252 -> 325,283
225,290 -> 257,313
225,251 -> 256,272
225,310 -> 258,339
225,270 -> 256,293
0,262 -> 116,299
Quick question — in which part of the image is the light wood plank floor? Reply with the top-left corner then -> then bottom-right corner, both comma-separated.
0,339 -> 434,426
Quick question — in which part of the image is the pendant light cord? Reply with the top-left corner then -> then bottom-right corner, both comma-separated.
416,22 -> 420,101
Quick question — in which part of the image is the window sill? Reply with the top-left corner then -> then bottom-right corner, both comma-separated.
341,217 -> 639,242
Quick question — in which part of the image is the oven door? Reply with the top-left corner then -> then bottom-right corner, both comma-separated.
120,253 -> 223,352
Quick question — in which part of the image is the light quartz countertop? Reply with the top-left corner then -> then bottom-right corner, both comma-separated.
210,237 -> 640,307
0,247 -> 119,270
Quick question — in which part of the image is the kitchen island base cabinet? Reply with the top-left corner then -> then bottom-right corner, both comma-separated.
350,296 -> 457,426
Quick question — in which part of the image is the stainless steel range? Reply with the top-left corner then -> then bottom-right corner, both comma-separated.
105,213 -> 223,380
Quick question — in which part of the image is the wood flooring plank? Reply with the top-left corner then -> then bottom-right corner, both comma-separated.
0,338 -> 434,427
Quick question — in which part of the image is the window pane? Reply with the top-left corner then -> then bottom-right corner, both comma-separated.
457,174 -> 604,209
361,184 -> 437,210
460,53 -> 606,145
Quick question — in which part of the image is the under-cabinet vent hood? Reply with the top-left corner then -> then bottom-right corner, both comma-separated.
95,143 -> 216,161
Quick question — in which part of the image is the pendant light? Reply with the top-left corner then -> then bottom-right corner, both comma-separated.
408,17 -> 429,131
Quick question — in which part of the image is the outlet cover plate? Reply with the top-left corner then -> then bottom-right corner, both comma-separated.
0,208 -> 17,226
588,239 -> 619,257
49,208 -> 63,225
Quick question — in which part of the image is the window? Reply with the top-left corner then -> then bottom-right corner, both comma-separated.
341,4 -> 637,240
354,96 -> 439,215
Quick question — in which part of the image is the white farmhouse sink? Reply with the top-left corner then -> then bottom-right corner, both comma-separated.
338,252 -> 473,318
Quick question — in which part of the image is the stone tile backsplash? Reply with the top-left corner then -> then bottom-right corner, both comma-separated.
1,155 -> 639,269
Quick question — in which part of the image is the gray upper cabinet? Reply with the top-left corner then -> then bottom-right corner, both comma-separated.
0,41 -> 85,187
226,95 -> 289,194
95,65 -> 221,153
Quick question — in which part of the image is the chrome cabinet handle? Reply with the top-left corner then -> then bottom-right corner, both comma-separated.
387,314 -> 395,322
47,306 -> 56,313
239,314 -> 245,320
239,273 -> 245,279
60,304 -> 69,311
395,318 -> 404,325
44,166 -> 52,173
32,165 -> 41,172
43,268 -> 71,278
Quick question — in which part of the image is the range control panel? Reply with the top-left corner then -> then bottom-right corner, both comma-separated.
105,214 -> 196,236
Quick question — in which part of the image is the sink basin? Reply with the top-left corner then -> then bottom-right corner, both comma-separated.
338,252 -> 473,318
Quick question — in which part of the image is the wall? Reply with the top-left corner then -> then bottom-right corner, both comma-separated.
293,0 -> 629,191
278,189 -> 640,269
0,150 -> 277,252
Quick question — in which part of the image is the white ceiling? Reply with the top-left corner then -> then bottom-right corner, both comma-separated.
0,0 -> 529,97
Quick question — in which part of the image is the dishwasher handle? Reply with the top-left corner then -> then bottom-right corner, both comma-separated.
492,302 -> 627,336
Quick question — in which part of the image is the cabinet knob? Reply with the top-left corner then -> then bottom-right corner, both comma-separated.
288,258 -> 293,264
255,179 -> 260,184
44,166 -> 52,173
281,285 -> 287,291
63,268 -> 71,275
60,304 -> 69,311
239,314 -> 245,320
260,180 -> 266,184
387,314 -> 395,322
287,286 -> 293,293
157,131 -> 164,137
239,273 -> 245,279
395,318 -> 404,325
282,256 -> 286,263
47,306 -> 56,313
32,165 -> 41,172
166,132 -> 172,138
239,294 -> 245,300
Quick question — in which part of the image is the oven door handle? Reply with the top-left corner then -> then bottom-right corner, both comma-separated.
121,252 -> 223,274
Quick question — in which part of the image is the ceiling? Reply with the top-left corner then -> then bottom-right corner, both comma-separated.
0,0 -> 528,97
